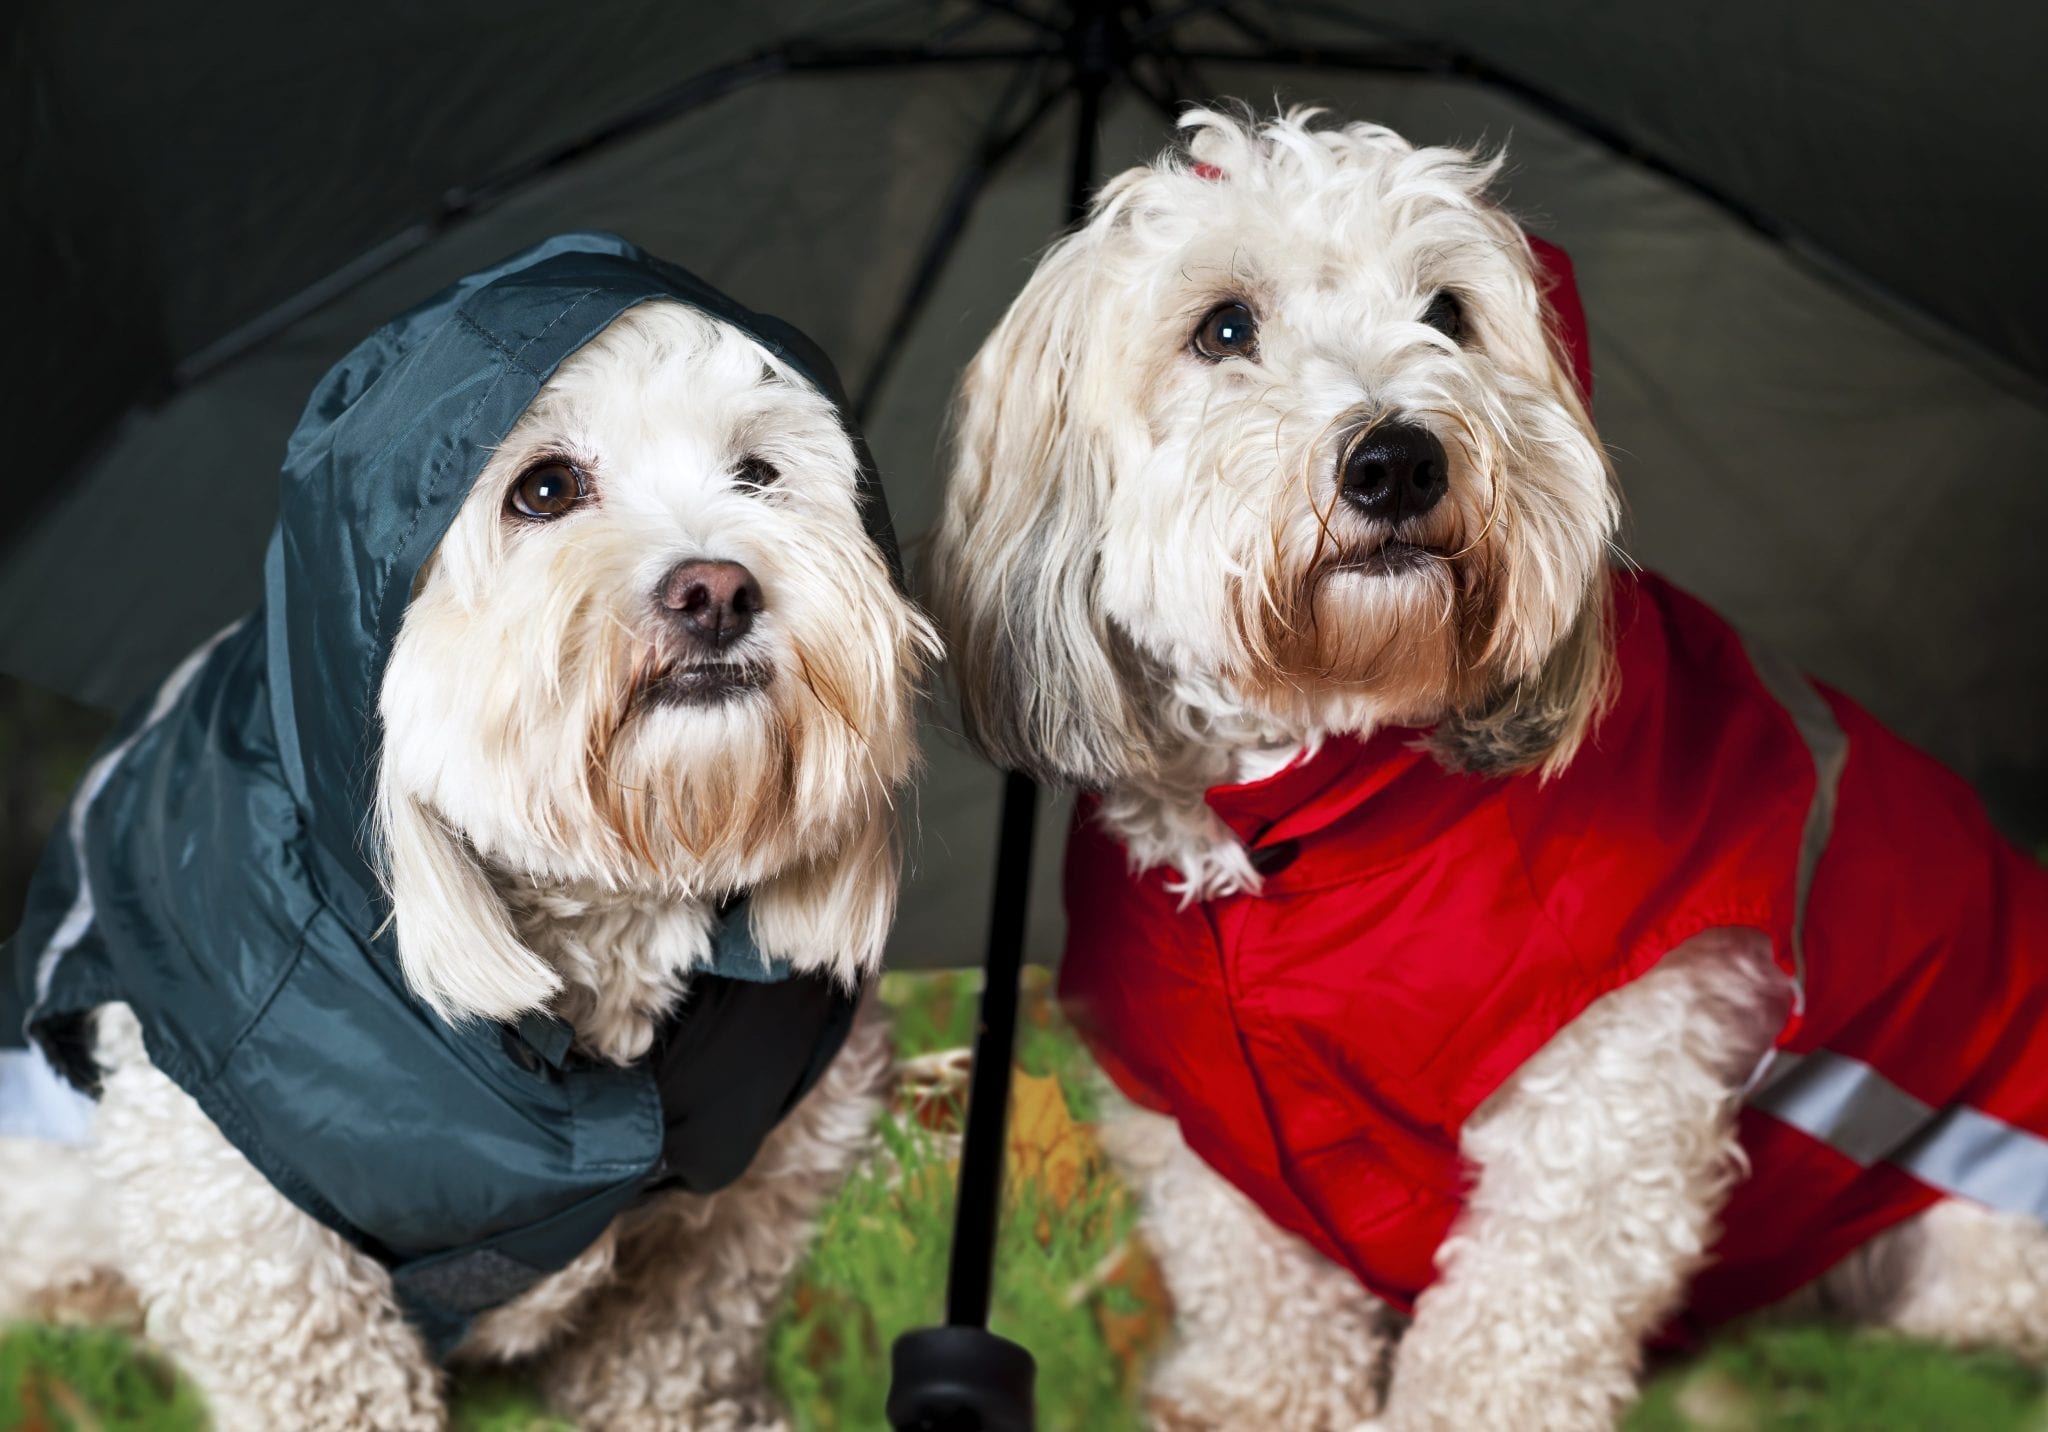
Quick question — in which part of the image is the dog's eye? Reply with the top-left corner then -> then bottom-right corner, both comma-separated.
507,460 -> 587,520
735,456 -> 780,490
1421,291 -> 1466,344
1192,301 -> 1259,362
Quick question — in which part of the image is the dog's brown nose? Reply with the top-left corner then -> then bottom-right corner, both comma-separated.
658,560 -> 762,649
1341,421 -> 1448,523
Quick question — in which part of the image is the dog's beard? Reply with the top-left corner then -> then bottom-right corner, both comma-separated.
562,592 -> 914,892
1110,329 -> 1617,741
1234,552 -> 1501,728
589,658 -> 796,878
1152,400 -> 1517,733
385,542 -> 919,902
584,635 -> 871,886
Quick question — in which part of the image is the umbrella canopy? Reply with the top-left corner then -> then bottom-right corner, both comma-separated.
6,0 -> 2045,970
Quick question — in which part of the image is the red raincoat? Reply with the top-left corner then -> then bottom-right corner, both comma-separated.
1058,240 -> 2048,1334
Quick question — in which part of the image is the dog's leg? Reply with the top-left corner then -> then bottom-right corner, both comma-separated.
91,1006 -> 444,1432
1104,1102 -> 1398,1432
1371,930 -> 1785,1432
0,1136 -> 131,1322
1818,1199 -> 2048,1360
537,1006 -> 891,1432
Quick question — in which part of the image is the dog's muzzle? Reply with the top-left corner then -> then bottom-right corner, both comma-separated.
643,559 -> 772,707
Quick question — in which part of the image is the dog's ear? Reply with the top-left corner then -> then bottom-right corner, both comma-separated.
747,813 -> 898,988
928,227 -> 1159,789
375,783 -> 563,1023
1429,571 -> 1613,778
1428,223 -> 1616,779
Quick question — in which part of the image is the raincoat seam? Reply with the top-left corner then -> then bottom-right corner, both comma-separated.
495,284 -> 606,371
372,284 -> 604,623
188,1068 -> 355,1245
216,906 -> 323,1072
364,346 -> 531,706
454,310 -> 542,378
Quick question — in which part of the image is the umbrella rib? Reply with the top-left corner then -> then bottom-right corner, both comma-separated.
1125,0 -> 1209,115
972,0 -> 1069,40
1119,59 -> 1185,124
169,36 -> 1060,393
1130,0 -> 1236,43
852,64 -> 1072,424
1169,4 -> 2044,399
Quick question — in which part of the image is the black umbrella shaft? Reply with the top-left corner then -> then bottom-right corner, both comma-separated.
1068,65 -> 1104,224
945,767 -> 1038,1327
1067,0 -> 1124,224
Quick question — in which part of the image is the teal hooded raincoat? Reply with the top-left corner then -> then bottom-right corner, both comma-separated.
0,234 -> 903,1356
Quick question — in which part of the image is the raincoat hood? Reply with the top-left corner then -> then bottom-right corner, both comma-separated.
2,233 -> 901,1355
267,230 -> 904,926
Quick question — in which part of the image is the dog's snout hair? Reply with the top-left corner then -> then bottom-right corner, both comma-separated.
932,105 -> 1620,806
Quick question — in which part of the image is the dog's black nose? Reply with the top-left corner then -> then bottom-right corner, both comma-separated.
1341,422 -> 1449,523
659,560 -> 761,649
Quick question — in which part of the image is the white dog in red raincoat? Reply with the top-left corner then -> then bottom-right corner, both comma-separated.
931,107 -> 2048,1431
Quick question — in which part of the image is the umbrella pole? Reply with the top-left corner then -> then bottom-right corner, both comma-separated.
880,765 -> 1041,1432
886,17 -> 1114,1426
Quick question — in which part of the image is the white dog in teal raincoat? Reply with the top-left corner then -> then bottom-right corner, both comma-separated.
0,236 -> 937,1431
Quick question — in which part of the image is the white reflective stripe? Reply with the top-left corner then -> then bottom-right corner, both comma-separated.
29,620 -> 246,1012
1749,1050 -> 1933,1165
1749,1049 -> 2048,1221
1739,639 -> 1849,1007
1895,1105 -> 2048,1221
0,1045 -> 97,1144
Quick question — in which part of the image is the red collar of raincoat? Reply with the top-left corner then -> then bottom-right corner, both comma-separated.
1200,728 -> 1433,856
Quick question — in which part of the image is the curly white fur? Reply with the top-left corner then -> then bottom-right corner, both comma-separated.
0,300 -> 935,1429
1101,1102 -> 1400,1431
931,108 -> 2048,1428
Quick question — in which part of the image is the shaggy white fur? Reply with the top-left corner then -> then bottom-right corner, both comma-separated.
0,300 -> 936,1430
931,108 -> 2048,1429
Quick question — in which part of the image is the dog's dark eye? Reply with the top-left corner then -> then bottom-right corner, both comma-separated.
735,456 -> 780,489
507,460 -> 587,520
1421,291 -> 1466,344
1192,301 -> 1259,362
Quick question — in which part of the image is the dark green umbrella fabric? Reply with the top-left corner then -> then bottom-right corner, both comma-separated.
0,232 -> 895,1356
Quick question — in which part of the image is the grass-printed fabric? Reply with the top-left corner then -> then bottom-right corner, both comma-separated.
4,968 -> 2045,1431
772,969 -> 1148,1432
